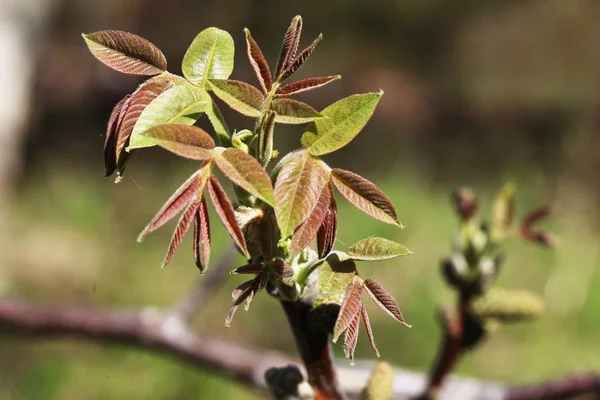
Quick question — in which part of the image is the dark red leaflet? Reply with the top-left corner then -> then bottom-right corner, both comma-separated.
104,94 -> 131,176
193,196 -> 211,272
162,201 -> 199,268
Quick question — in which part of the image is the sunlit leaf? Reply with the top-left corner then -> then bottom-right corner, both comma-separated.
318,253 -> 357,299
138,170 -> 205,242
104,94 -> 131,176
226,281 -> 255,327
333,275 -> 363,342
207,176 -> 250,258
214,147 -> 274,206
289,185 -> 331,259
82,30 -> 167,76
317,191 -> 337,259
363,279 -> 410,327
275,16 -> 303,78
139,124 -> 215,160
193,195 -> 211,272
276,76 -> 341,97
232,279 -> 254,300
361,304 -> 379,357
208,79 -> 264,118
274,151 -> 330,238
116,78 -> 173,157
162,201 -> 199,268
348,237 -> 411,261
128,84 -> 207,149
271,98 -> 323,124
331,168 -> 400,226
491,183 -> 515,241
344,309 -> 361,363
301,92 -> 382,156
244,29 -> 272,94
182,27 -> 235,86
280,34 -> 322,81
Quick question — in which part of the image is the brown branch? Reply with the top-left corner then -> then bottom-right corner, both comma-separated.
0,297 -> 597,400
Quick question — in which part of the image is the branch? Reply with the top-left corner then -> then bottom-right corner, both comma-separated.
0,298 -> 597,399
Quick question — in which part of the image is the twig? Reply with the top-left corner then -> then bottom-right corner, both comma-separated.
0,297 -> 597,399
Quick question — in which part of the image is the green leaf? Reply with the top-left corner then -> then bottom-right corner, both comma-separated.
204,97 -> 232,147
318,253 -> 357,302
140,124 -> 215,160
208,79 -> 264,117
271,98 -> 323,124
301,92 -> 383,156
491,183 -> 516,241
82,30 -> 167,76
274,151 -> 330,238
331,168 -> 400,226
182,27 -> 234,86
348,237 -> 411,261
213,147 -> 275,206
128,84 -> 207,150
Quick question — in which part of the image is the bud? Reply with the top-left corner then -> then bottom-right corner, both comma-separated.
452,187 -> 478,222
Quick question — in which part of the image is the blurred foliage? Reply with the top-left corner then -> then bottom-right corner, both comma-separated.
4,0 -> 600,398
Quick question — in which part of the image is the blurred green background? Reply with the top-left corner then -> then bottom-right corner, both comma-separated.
1,0 -> 600,398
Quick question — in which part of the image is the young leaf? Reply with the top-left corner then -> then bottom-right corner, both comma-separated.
344,310 -> 361,362
206,176 -> 250,258
289,185 -> 331,259
82,31 -> 167,76
274,151 -> 330,238
361,304 -> 379,357
244,28 -> 272,94
104,94 -> 131,176
491,183 -> 516,241
214,148 -> 275,206
301,92 -> 383,156
208,79 -> 264,118
268,258 -> 294,284
226,282 -> 255,327
271,98 -> 323,124
139,124 -> 215,160
182,27 -> 235,86
521,206 -> 556,247
276,76 -> 341,97
280,34 -> 322,81
318,253 -> 357,298
162,201 -> 199,268
115,78 -> 173,163
317,192 -> 337,258
232,279 -> 255,300
128,84 -> 207,149
193,196 -> 211,272
348,237 -> 411,261
138,170 -> 204,241
275,16 -> 303,78
331,168 -> 400,226
333,275 -> 363,342
363,279 -> 410,327
231,263 -> 264,275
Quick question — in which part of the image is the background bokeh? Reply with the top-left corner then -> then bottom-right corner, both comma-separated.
1,0 -> 600,398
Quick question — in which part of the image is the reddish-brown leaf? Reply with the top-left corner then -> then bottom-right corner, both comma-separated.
226,282 -> 255,327
208,79 -> 264,118
289,184 -> 331,259
274,151 -> 330,238
361,304 -> 379,357
317,190 -> 337,258
270,98 -> 323,124
276,76 -> 340,97
331,168 -> 400,226
115,79 -> 173,163
363,279 -> 410,327
521,206 -> 555,247
162,201 -> 199,268
141,124 -> 215,160
193,195 -> 211,272
83,30 -> 167,76
104,94 -> 131,176
268,258 -> 294,284
333,275 -> 363,342
138,171 -> 203,241
344,310 -> 361,363
207,177 -> 250,258
275,16 -> 303,78
232,279 -> 255,300
231,263 -> 264,275
244,29 -> 272,94
280,34 -> 322,81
